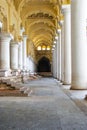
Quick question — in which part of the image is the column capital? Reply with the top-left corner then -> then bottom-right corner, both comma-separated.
62,5 -> 71,14
53,40 -> 57,44
18,35 -> 23,42
0,32 -> 13,41
18,41 -> 22,46
10,41 -> 19,47
57,29 -> 61,34
59,20 -> 64,27
55,35 -> 58,40
20,27 -> 25,36
23,35 -> 28,40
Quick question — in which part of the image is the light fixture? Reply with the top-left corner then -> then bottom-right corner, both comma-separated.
55,36 -> 58,40
52,48 -> 54,51
54,41 -> 56,44
53,45 -> 55,48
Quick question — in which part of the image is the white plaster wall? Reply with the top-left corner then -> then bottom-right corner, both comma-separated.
26,56 -> 36,73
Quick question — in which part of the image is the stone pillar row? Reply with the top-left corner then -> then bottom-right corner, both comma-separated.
0,32 -> 27,72
55,0 -> 87,90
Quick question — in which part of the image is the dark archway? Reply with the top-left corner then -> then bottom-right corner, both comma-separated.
37,57 -> 51,72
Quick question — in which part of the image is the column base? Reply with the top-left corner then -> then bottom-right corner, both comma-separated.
0,69 -> 12,77
62,81 -> 71,85
70,86 -> 87,90
84,95 -> 87,100
11,70 -> 21,76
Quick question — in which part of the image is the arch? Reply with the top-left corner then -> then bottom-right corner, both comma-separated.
37,57 -> 51,72
26,19 -> 55,29
20,4 -> 57,20
28,22 -> 55,35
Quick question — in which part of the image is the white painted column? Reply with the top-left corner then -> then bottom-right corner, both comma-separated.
54,36 -> 59,80
10,41 -> 18,70
55,46 -> 57,78
52,48 -> 56,77
57,29 -> 62,81
52,50 -> 54,76
28,56 -> 36,73
54,44 -> 57,78
23,35 -> 27,70
59,20 -> 64,82
18,41 -> 23,70
71,0 -> 87,89
56,39 -> 59,79
52,50 -> 55,77
0,33 -> 12,70
62,5 -> 71,84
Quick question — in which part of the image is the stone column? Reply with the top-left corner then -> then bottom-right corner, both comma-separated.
62,5 -> 71,84
57,29 -> 61,81
10,41 -> 19,70
55,44 -> 57,78
0,33 -> 12,70
23,35 -> 27,70
71,0 -> 87,89
18,41 -> 23,70
52,48 -> 56,78
60,20 -> 64,82
51,53 -> 54,76
52,49 -> 55,77
55,38 -> 59,80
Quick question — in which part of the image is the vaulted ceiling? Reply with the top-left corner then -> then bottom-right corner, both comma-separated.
13,0 -> 70,49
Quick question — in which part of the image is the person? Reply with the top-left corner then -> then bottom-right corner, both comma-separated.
21,74 -> 24,83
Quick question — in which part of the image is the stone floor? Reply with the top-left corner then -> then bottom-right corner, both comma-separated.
0,78 -> 87,130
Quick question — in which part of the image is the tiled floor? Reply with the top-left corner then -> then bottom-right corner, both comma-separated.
0,78 -> 87,130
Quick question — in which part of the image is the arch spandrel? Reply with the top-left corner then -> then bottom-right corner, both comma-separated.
21,6 -> 57,19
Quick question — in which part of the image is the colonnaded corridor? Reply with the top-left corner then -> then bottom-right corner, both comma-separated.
0,78 -> 87,130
